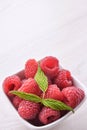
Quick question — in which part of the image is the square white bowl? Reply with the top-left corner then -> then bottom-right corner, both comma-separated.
2,70 -> 87,130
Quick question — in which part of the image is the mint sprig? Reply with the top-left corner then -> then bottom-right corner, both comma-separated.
10,91 -> 41,103
34,66 -> 48,92
42,98 -> 74,113
10,91 -> 74,112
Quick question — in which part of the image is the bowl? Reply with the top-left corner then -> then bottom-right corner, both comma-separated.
2,68 -> 87,130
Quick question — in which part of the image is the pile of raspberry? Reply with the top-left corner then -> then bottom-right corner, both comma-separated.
3,56 -> 85,126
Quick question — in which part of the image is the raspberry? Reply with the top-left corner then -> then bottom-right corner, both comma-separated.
39,107 -> 60,124
13,96 -> 22,109
3,75 -> 22,97
40,56 -> 59,79
25,59 -> 38,78
18,100 -> 40,120
18,78 -> 42,96
43,84 -> 63,101
62,86 -> 85,108
54,69 -> 73,89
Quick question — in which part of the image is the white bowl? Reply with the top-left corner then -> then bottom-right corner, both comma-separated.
2,70 -> 87,130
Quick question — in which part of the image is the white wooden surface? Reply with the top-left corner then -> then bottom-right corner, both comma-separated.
0,0 -> 87,130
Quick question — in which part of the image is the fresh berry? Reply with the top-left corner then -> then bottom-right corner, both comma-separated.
40,56 -> 59,79
43,84 -> 63,101
62,86 -> 85,108
3,75 -> 22,97
54,69 -> 73,89
18,100 -> 40,120
39,107 -> 60,124
18,78 -> 42,96
25,59 -> 38,78
13,96 -> 22,109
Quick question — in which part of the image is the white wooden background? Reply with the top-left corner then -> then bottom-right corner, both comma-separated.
0,0 -> 87,130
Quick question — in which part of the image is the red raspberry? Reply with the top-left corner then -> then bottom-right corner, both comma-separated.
54,69 -> 73,89
25,59 -> 38,78
40,56 -> 59,79
13,96 -> 22,109
18,78 -> 42,96
62,86 -> 85,108
3,75 -> 22,98
18,100 -> 40,120
43,84 -> 63,101
39,107 -> 60,124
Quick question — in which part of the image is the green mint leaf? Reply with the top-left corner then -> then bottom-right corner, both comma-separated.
42,98 -> 74,113
10,90 -> 42,103
34,66 -> 48,92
